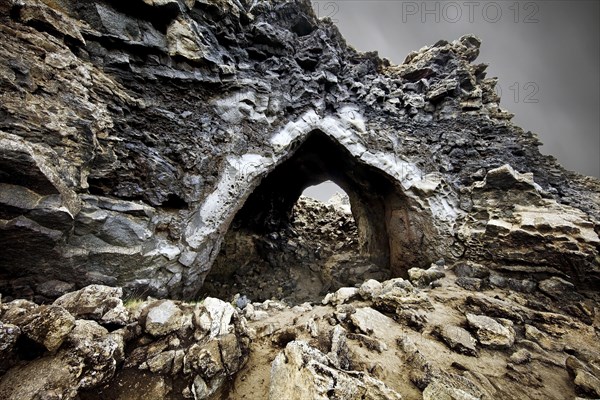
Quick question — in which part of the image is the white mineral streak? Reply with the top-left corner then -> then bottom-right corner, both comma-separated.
185,108 -> 462,249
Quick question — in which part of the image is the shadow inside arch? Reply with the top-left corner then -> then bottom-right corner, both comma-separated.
200,130 -> 436,303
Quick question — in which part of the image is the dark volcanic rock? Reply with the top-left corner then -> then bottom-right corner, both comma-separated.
0,0 -> 597,305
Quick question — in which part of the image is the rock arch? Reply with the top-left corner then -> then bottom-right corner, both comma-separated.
230,129 -> 406,273
183,109 -> 458,298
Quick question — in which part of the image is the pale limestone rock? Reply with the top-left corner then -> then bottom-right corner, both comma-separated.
54,284 -> 129,326
372,278 -> 433,313
203,297 -> 235,338
358,279 -> 383,300
349,307 -> 396,338
434,325 -> 478,357
268,341 -> 402,400
145,300 -> 184,336
167,18 -> 206,61
466,313 -> 515,349
322,287 -> 359,306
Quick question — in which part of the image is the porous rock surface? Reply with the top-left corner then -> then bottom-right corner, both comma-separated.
0,0 -> 598,301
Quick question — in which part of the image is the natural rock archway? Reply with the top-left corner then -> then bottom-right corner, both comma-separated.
202,130 -> 440,301
222,129 -> 434,275
181,108 -> 458,299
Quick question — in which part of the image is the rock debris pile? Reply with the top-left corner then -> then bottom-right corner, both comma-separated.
2,267 -> 599,399
0,285 -> 250,399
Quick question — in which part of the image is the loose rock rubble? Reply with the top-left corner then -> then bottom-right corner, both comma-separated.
202,195 -> 386,303
228,268 -> 600,400
1,267 -> 600,399
0,285 -> 250,400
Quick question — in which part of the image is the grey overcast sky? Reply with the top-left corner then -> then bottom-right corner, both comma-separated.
305,0 -> 599,202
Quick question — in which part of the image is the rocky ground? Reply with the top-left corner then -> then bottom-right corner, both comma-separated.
1,267 -> 599,399
236,269 -> 600,400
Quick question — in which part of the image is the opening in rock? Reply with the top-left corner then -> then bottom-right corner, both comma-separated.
302,180 -> 343,202
201,131 -> 434,304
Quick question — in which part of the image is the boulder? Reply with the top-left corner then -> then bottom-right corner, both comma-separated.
202,297 -> 236,338
322,287 -> 359,306
466,313 -> 515,349
434,325 -> 478,357
54,285 -> 129,326
0,319 -> 123,400
0,352 -> 80,400
408,265 -> 446,287
509,349 -> 532,365
144,300 -> 185,337
0,299 -> 39,324
358,279 -> 383,300
184,341 -> 223,377
269,341 -> 402,400
65,319 -> 124,389
372,278 -> 433,314
218,333 -> 244,372
349,307 -> 396,338
21,305 -> 75,352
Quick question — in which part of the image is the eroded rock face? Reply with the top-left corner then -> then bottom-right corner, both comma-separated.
459,164 -> 600,287
0,0 -> 598,301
